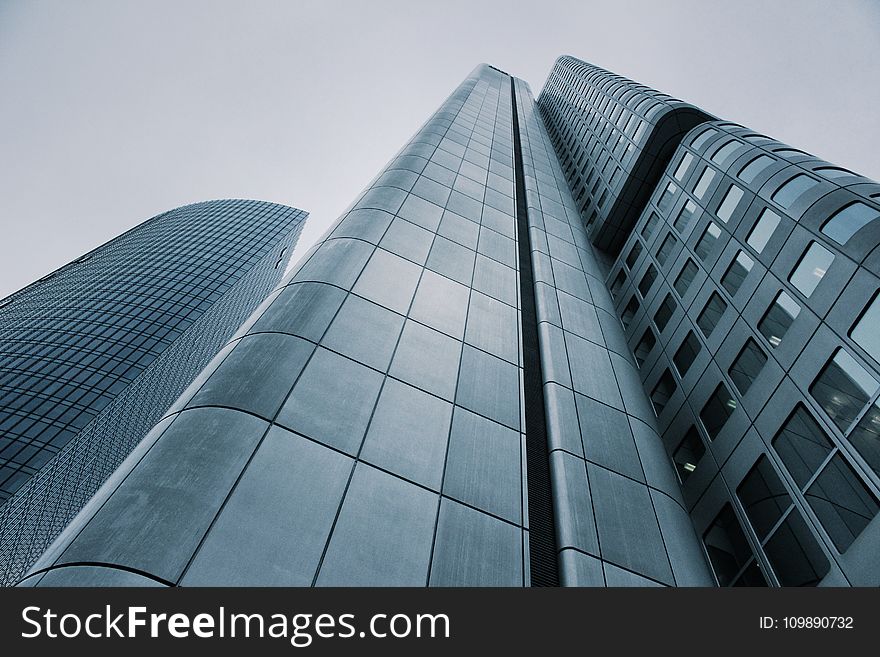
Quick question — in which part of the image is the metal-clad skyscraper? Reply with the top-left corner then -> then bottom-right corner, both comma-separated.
19,57 -> 880,587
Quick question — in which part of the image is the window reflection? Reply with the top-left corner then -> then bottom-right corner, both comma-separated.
746,208 -> 781,254
809,349 -> 879,433
789,242 -> 833,298
821,202 -> 880,245
758,291 -> 800,348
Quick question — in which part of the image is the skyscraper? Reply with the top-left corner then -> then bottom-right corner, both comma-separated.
0,199 -> 307,585
19,57 -> 880,587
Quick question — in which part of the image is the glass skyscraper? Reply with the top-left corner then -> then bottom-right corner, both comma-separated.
0,199 -> 306,585
17,57 -> 880,587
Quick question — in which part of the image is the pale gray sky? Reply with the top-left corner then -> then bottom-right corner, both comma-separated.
1,0 -> 878,299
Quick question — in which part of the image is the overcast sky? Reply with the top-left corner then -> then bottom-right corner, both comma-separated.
1,0 -> 878,300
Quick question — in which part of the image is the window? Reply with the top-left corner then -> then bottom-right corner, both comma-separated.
758,291 -> 800,348
656,232 -> 678,266
674,259 -> 699,297
711,139 -> 742,165
673,331 -> 701,376
690,127 -> 717,151
672,426 -> 705,482
625,240 -> 643,269
654,293 -> 677,332
852,291 -> 880,363
738,154 -> 775,183
673,201 -> 698,235
621,296 -> 640,329
821,202 -> 880,245
849,401 -> 880,478
762,510 -> 829,586
717,185 -> 744,222
772,406 -> 833,488
737,456 -> 792,539
721,251 -> 754,296
693,167 -> 716,200
746,208 -> 781,254
641,211 -> 660,239
771,174 -> 820,210
773,148 -> 809,158
651,369 -> 677,416
633,328 -> 656,367
694,222 -> 722,262
638,264 -> 657,297
805,454 -> 879,552
789,242 -> 833,298
728,339 -> 767,395
610,270 -> 626,300
673,152 -> 694,181
810,349 -> 879,433
697,292 -> 727,338
703,504 -> 766,587
700,382 -> 736,439
814,166 -> 854,180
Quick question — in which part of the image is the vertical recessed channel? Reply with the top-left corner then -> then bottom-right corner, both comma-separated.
510,77 -> 559,586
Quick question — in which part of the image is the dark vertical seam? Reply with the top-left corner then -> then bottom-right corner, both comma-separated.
510,77 -> 559,586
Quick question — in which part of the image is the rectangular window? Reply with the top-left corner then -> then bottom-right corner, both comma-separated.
693,167 -> 716,200
641,211 -> 660,239
789,242 -> 834,298
721,251 -> 754,296
697,292 -> 727,338
654,293 -> 677,332
772,405 -> 834,488
821,201 -> 880,245
851,290 -> 880,363
737,455 -> 793,539
717,185 -> 744,222
673,330 -> 701,376
758,291 -> 800,348
771,174 -> 820,210
849,401 -> 880,479
700,382 -> 736,439
651,369 -> 677,416
728,338 -> 767,395
634,328 -> 656,367
621,296 -> 640,329
673,426 -> 705,482
673,259 -> 699,297
656,232 -> 678,266
703,504 -> 762,586
638,264 -> 658,297
738,154 -> 775,183
610,270 -> 627,300
810,349 -> 879,433
805,454 -> 879,552
674,200 -> 697,233
695,222 -> 722,262
673,152 -> 694,181
625,240 -> 643,269
746,208 -> 781,254
762,510 -> 829,586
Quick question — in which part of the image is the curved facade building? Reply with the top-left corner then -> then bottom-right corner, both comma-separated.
0,199 -> 306,585
608,123 -> 880,585
21,64 -> 711,587
538,56 -> 713,255
18,55 -> 880,587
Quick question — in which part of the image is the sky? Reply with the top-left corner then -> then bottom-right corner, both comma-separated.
0,0 -> 878,300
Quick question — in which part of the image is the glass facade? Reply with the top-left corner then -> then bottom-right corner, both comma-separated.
16,55 -> 880,588
0,200 -> 306,584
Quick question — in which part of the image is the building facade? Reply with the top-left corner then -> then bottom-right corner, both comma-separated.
19,57 -> 880,587
0,199 -> 306,585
